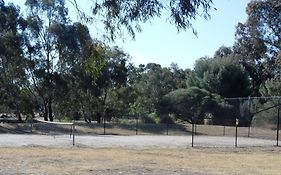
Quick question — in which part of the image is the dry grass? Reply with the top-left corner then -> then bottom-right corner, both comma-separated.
0,147 -> 280,175
195,124 -> 278,140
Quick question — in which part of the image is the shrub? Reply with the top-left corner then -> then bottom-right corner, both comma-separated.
141,114 -> 157,124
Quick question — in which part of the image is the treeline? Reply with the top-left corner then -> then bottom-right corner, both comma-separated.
0,0 -> 280,126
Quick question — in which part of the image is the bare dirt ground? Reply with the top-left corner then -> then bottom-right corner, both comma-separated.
0,134 -> 280,174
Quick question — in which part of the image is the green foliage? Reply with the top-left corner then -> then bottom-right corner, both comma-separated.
251,78 -> 281,127
149,112 -> 160,124
23,0 -> 71,121
53,45 -> 130,122
18,88 -> 37,116
234,0 -> 281,95
128,63 -> 188,115
83,0 -> 214,40
251,100 -> 279,128
187,52 -> 251,98
260,79 -> 281,97
218,63 -> 251,98
0,1 -> 29,121
82,46 -> 106,84
158,87 -> 225,123
2,0 -> 281,128
141,113 -> 160,124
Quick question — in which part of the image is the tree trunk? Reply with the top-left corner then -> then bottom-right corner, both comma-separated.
17,112 -> 23,123
48,99 -> 53,121
44,102 -> 48,121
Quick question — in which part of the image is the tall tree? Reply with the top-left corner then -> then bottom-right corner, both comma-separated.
129,63 -> 187,115
44,22 -> 106,122
187,51 -> 251,98
0,1 -> 28,121
158,87 -> 225,124
234,0 -> 281,95
93,46 -> 129,120
24,0 -> 70,121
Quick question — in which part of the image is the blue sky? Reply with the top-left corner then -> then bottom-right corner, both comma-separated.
115,0 -> 251,69
7,0 -> 250,69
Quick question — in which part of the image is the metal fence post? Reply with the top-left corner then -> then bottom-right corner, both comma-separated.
166,117 -> 169,135
103,116 -> 106,135
72,120 -> 75,146
30,117 -> 33,133
70,123 -> 72,139
136,115 -> 139,135
223,101 -> 226,137
277,107 -> 280,147
235,118 -> 239,148
191,120 -> 194,147
248,97 -> 251,138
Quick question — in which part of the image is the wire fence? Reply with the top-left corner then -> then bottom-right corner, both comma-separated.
0,118 -> 279,148
1,96 -> 281,147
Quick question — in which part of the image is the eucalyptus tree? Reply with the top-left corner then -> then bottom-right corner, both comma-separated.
244,3 -> 281,125
235,0 -> 281,95
128,63 -> 187,115
0,1 -> 29,121
50,36 -> 129,122
24,0 -> 72,121
169,63 -> 189,89
33,19 -> 107,121
93,47 -> 130,120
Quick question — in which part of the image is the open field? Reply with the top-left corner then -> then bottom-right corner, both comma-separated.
0,147 -> 281,175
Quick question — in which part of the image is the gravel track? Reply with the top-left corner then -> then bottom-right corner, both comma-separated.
0,134 -> 276,148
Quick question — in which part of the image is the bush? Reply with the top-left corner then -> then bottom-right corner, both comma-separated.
141,113 -> 160,124
252,113 -> 276,129
149,112 -> 160,123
